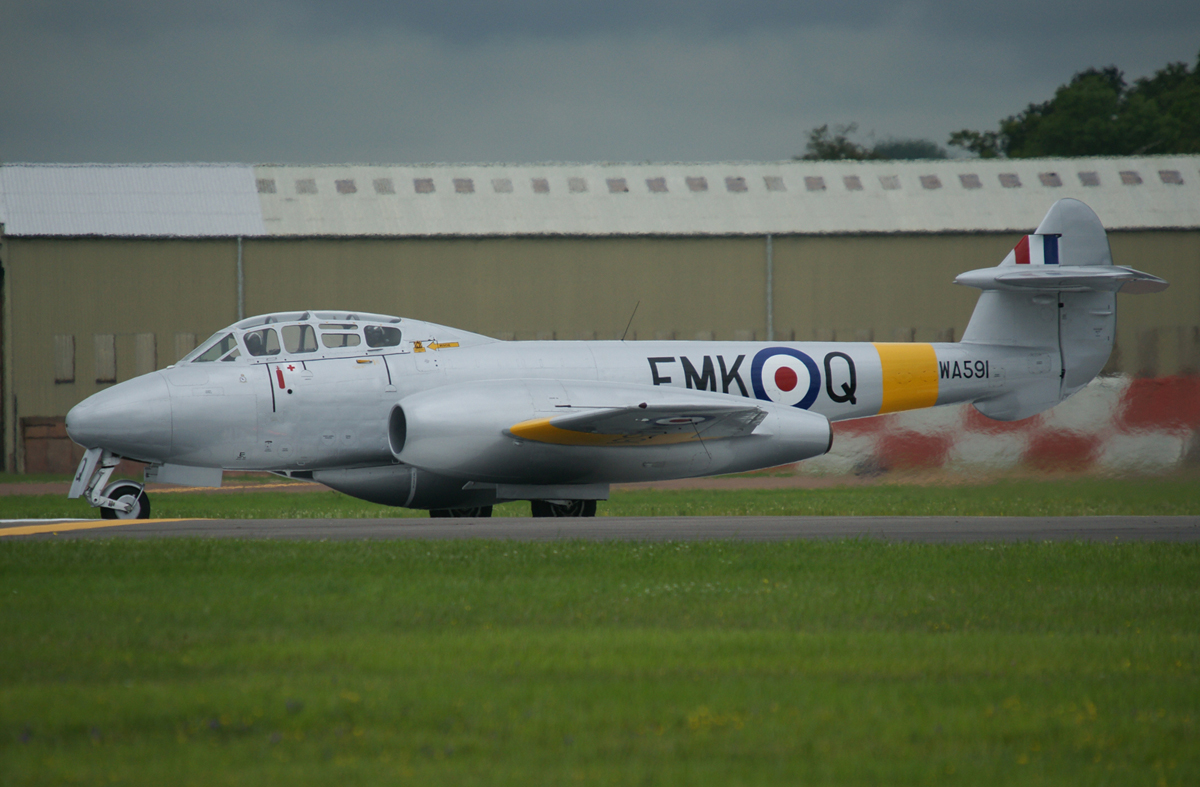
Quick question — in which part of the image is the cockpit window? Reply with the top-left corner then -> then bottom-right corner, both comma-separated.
243,327 -> 281,357
322,332 -> 362,348
365,325 -> 403,348
281,324 -> 318,354
221,349 -> 241,362
193,333 -> 240,363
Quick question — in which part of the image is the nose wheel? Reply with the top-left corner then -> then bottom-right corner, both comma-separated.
99,481 -> 151,520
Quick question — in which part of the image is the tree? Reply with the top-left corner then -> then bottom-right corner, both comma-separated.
797,124 -> 947,161
798,123 -> 880,161
948,52 -> 1200,158
872,138 -> 947,160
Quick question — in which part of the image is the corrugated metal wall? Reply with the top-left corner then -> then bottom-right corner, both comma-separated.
3,231 -> 1197,471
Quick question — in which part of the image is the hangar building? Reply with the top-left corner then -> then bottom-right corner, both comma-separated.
1,157 -> 1197,473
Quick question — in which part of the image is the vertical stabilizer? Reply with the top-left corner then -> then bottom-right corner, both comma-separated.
956,199 -> 1165,421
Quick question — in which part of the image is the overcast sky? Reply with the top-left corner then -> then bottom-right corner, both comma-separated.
3,0 -> 1198,164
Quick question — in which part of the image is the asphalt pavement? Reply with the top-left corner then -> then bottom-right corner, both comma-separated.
2,515 -> 1197,542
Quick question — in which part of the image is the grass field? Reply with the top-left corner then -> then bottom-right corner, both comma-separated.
2,473 -> 1200,520
2,538 -> 1197,785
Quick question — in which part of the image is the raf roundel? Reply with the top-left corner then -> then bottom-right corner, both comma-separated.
750,348 -> 821,409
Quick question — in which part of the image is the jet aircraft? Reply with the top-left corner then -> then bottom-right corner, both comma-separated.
66,199 -> 1167,518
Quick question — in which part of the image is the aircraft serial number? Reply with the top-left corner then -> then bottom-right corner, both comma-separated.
939,360 -> 989,380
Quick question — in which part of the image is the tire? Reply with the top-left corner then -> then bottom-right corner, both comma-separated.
530,500 -> 597,518
429,506 -> 493,518
99,482 -> 150,520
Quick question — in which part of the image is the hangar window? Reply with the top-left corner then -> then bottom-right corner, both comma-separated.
686,176 -> 708,192
959,174 -> 982,189
1120,170 -> 1143,185
1039,172 -> 1062,187
920,175 -> 942,190
454,178 -> 475,194
321,332 -> 361,349
999,173 -> 1022,188
607,178 -> 629,193
879,175 -> 900,190
365,325 -> 403,348
493,178 -> 513,193
243,328 -> 281,357
843,175 -> 863,191
1158,170 -> 1183,185
532,178 -> 550,193
54,335 -> 75,383
373,178 -> 395,194
414,178 -> 435,194
135,333 -> 156,375
646,177 -> 667,193
282,325 -> 318,354
256,178 -> 276,194
764,176 -> 786,192
192,333 -> 239,363
804,176 -> 825,191
568,177 -> 588,193
336,179 -> 357,194
94,334 -> 116,382
1078,171 -> 1100,186
295,179 -> 318,194
725,177 -> 748,192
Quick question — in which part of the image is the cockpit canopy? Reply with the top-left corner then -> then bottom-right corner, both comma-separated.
181,311 -> 405,364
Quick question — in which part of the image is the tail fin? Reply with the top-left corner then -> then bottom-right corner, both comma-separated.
956,198 -> 1167,421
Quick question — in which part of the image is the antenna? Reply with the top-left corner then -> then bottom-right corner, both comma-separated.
621,301 -> 640,342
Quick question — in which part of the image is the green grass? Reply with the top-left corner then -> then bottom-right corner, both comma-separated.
2,474 -> 1198,520
1,539 -> 1197,785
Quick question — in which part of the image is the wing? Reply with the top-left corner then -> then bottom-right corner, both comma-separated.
505,403 -> 767,446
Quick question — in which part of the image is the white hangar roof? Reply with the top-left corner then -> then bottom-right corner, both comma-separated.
1,157 -> 1198,238
0,163 -> 265,237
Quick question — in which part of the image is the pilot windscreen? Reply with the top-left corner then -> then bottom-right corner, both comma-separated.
193,333 -> 239,362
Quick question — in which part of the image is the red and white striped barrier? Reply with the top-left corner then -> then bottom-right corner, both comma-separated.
805,376 -> 1200,475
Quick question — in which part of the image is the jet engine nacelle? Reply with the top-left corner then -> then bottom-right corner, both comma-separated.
389,379 -> 832,485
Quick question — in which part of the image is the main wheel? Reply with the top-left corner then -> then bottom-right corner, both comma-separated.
530,500 -> 597,518
99,481 -> 151,520
429,506 -> 493,518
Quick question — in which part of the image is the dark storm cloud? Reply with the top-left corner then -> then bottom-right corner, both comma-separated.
1,0 -> 1197,163
14,0 -> 1200,41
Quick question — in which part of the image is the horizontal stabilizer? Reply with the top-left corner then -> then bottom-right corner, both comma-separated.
955,265 -> 1168,294
507,403 -> 767,446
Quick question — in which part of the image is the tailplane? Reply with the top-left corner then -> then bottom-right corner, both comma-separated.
956,198 -> 1167,421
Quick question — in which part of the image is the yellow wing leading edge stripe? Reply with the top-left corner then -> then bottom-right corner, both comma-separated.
507,418 -> 702,447
873,342 -> 939,414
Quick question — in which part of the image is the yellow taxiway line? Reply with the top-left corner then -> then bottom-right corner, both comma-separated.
0,519 -> 202,537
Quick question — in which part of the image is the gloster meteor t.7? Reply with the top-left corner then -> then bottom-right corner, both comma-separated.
66,199 -> 1167,518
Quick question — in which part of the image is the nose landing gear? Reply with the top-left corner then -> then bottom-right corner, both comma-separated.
99,481 -> 151,520
68,447 -> 152,519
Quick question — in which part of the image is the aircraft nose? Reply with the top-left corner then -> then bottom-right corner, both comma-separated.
66,373 -> 173,460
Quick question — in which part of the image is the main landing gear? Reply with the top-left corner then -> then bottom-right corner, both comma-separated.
426,500 -> 598,518
429,506 -> 493,518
